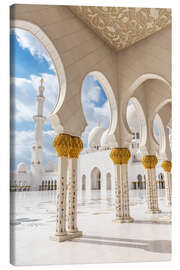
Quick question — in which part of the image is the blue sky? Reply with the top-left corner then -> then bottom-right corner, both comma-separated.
10,29 -> 110,171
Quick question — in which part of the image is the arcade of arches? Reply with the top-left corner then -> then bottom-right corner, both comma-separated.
11,5 -> 172,244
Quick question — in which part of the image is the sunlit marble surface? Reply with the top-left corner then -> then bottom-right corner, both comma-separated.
10,189 -> 171,266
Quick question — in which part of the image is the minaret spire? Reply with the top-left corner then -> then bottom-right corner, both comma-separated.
40,77 -> 44,85
31,77 -> 46,175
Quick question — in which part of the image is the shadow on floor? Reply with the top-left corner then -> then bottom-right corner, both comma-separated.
71,235 -> 171,254
134,220 -> 171,225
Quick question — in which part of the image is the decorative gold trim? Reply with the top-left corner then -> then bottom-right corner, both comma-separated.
53,134 -> 83,158
53,134 -> 72,157
110,148 -> 131,164
141,155 -> 158,169
40,77 -> 44,84
68,136 -> 83,159
161,160 -> 172,172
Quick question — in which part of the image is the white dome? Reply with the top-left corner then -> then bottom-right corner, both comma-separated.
45,161 -> 56,172
100,129 -> 118,148
126,103 -> 140,132
88,126 -> 106,149
17,162 -> 27,173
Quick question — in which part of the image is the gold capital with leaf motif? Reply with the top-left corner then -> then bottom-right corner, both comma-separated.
68,136 -> 83,159
141,155 -> 158,169
161,160 -> 172,172
110,148 -> 131,165
53,134 -> 72,157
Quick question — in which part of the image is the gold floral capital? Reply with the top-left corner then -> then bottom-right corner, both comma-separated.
141,155 -> 158,169
161,160 -> 172,172
53,134 -> 72,157
69,136 -> 83,159
110,148 -> 131,165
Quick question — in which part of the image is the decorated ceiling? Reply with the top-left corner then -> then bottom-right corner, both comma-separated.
70,6 -> 171,51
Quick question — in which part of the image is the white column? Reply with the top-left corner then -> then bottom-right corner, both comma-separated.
101,172 -> 107,200
50,133 -> 77,242
67,136 -> 83,237
55,157 -> 68,236
161,161 -> 172,207
86,175 -> 92,201
165,172 -> 172,206
142,155 -> 161,213
124,164 -> 131,218
113,163 -> 132,222
67,158 -> 82,236
145,168 -> 160,213
110,148 -> 134,223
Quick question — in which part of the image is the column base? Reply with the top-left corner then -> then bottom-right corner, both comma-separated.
146,209 -> 161,214
50,231 -> 82,242
68,230 -> 82,238
113,216 -> 134,223
167,202 -> 172,207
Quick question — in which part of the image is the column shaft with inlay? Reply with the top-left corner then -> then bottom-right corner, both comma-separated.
67,136 -> 83,237
110,148 -> 134,223
141,155 -> 161,213
161,160 -> 172,206
50,134 -> 72,242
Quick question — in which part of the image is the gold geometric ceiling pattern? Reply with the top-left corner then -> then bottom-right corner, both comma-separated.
70,6 -> 171,51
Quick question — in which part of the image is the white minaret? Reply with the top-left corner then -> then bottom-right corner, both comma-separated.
31,77 -> 46,175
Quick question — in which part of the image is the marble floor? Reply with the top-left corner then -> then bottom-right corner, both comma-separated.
10,189 -> 171,266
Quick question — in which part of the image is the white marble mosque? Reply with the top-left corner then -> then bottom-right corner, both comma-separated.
10,4 -> 172,266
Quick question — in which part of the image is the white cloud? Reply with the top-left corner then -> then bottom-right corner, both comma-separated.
10,77 -> 31,87
82,76 -> 102,104
15,98 -> 35,122
13,28 -> 55,71
126,103 -> 139,132
44,130 -> 56,137
81,76 -> 111,147
11,73 -> 59,123
10,130 -> 34,168
86,86 -> 101,103
94,101 -> 110,125
11,128 -> 57,170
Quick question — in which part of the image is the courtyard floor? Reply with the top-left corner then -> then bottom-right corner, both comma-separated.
10,189 -> 171,266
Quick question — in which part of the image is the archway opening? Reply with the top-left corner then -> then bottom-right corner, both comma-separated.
10,25 -> 60,174
51,180 -> 53,190
48,180 -> 51,190
124,74 -> 171,156
81,72 -> 117,152
137,174 -> 143,189
106,172 -> 111,190
126,100 -> 142,162
153,101 -> 172,159
91,167 -> 101,190
82,175 -> 86,190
